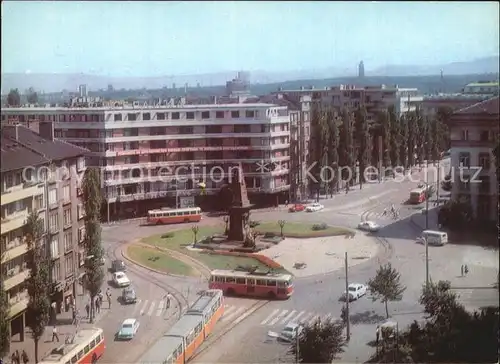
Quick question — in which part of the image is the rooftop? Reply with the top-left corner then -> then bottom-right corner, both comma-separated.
454,96 -> 499,115
465,82 -> 499,87
1,124 -> 88,173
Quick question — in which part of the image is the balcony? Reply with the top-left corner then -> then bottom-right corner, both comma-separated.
4,268 -> 30,291
1,209 -> 29,234
8,293 -> 29,319
1,182 -> 43,206
1,241 -> 28,264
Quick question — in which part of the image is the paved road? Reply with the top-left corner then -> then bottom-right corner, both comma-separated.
192,160 -> 499,363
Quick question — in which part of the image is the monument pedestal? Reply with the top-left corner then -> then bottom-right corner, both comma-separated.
228,206 -> 251,242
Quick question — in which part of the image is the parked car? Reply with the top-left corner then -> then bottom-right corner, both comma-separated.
305,203 -> 324,212
116,318 -> 140,340
342,283 -> 367,301
112,272 -> 131,287
111,259 -> 126,273
289,204 -> 305,213
278,323 -> 303,342
357,221 -> 380,232
122,287 -> 137,304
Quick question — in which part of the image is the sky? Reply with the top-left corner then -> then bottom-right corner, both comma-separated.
1,1 -> 499,77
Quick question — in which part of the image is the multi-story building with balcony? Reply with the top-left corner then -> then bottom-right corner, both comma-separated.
1,124 -> 87,340
1,102 -> 291,219
421,93 -> 492,116
449,97 -> 499,222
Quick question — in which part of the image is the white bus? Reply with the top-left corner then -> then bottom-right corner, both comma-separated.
420,230 -> 448,246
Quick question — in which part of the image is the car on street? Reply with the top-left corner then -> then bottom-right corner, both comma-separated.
112,272 -> 131,287
357,221 -> 380,232
122,286 -> 137,304
278,323 -> 303,342
305,203 -> 324,212
288,204 -> 305,213
342,283 -> 367,301
111,259 -> 126,273
116,318 -> 140,340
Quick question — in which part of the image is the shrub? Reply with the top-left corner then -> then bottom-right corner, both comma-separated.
161,232 -> 174,239
263,232 -> 276,238
311,223 -> 328,231
249,220 -> 260,228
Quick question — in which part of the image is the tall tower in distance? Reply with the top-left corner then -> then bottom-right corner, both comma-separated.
358,61 -> 365,78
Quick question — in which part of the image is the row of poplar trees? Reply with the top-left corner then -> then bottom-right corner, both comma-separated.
310,104 -> 450,194
0,168 -> 104,363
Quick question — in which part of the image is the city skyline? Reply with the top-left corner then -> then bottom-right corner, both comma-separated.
2,1 -> 499,77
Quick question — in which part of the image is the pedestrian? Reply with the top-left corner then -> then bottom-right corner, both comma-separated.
21,350 -> 29,364
461,264 -> 464,277
95,297 -> 100,314
464,264 -> 469,276
164,293 -> 172,309
107,294 -> 111,309
51,326 -> 59,342
376,325 -> 380,344
285,200 -> 288,207
11,351 -> 17,364
14,350 -> 20,364
85,303 -> 90,319
71,309 -> 77,325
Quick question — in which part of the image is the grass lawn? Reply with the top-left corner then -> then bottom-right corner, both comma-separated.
141,225 -> 270,270
255,222 -> 352,237
126,245 -> 195,276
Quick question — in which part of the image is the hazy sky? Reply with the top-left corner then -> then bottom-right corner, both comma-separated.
2,1 -> 498,77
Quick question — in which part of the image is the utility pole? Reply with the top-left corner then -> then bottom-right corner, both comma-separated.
425,236 -> 429,288
425,160 -> 429,230
344,252 -> 350,340
295,330 -> 300,364
378,136 -> 383,183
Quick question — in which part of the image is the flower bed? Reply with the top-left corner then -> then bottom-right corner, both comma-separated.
201,249 -> 283,269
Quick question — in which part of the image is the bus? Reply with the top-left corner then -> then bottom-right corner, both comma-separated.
420,230 -> 448,246
146,207 -> 202,225
38,328 -> 105,364
208,269 -> 294,299
409,187 -> 427,204
138,289 -> 224,364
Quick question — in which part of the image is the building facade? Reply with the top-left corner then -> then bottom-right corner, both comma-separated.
1,124 -> 87,340
1,103 -> 291,219
449,97 -> 499,222
463,81 -> 499,95
421,94 -> 492,116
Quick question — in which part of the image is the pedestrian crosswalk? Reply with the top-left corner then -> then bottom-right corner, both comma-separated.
254,307 -> 338,328
128,299 -> 173,317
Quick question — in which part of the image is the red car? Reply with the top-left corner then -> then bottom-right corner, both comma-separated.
289,204 -> 305,213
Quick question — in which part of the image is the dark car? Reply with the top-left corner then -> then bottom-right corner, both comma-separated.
122,287 -> 137,304
111,259 -> 126,273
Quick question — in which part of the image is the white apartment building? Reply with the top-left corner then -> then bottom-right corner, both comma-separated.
1,102 -> 291,219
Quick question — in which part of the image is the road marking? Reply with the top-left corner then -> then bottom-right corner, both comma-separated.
260,309 -> 280,325
268,310 -> 289,326
290,311 -> 306,324
299,313 -> 313,324
156,300 -> 165,316
281,310 -> 297,325
131,299 -> 142,316
146,301 -> 156,316
222,306 -> 237,319
308,315 -> 320,325
221,307 -> 246,323
139,300 -> 149,316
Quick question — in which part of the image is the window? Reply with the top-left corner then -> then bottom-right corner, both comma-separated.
231,110 -> 240,118
77,204 -> 84,219
479,130 -> 490,142
78,227 -> 85,242
157,112 -> 165,120
63,208 -> 72,227
186,112 -> 195,120
63,185 -> 70,202
479,153 -> 490,170
236,278 -> 245,284
77,157 -> 85,171
64,231 -> 73,252
114,113 -> 122,121
52,261 -> 61,281
49,189 -> 57,205
245,110 -> 255,118
127,113 -> 137,121
460,130 -> 468,141
34,194 -> 45,210
172,112 -> 180,120
65,254 -> 74,277
50,238 -> 59,259
143,112 -> 150,120
215,111 -> 224,119
459,152 -> 470,168
49,212 -> 59,232
201,111 -> 210,119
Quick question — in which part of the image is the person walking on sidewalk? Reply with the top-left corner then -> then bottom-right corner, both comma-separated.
52,326 -> 60,342
461,264 -> 464,277
106,288 -> 112,309
464,264 -> 469,276
95,297 -> 100,314
21,350 -> 29,364
85,303 -> 90,319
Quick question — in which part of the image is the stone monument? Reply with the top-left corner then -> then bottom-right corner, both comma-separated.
227,166 -> 253,242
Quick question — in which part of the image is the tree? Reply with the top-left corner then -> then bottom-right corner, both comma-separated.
368,263 -> 406,318
24,212 -> 51,363
378,111 -> 392,173
289,318 -> 346,363
399,113 -> 409,172
406,112 -> 417,168
339,108 -> 355,185
326,107 -> 340,194
388,106 -> 401,168
0,251 -> 10,359
354,106 -> 370,188
82,168 -> 105,323
27,87 -> 38,104
415,110 -> 426,166
436,106 -> 452,151
7,89 -> 21,106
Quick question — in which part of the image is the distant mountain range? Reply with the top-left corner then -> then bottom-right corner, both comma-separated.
1,56 -> 498,94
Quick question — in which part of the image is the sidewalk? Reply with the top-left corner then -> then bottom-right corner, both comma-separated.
8,288 -> 108,363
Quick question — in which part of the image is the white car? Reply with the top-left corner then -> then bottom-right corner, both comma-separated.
112,272 -> 130,287
343,283 -> 367,301
116,318 -> 140,340
305,203 -> 324,212
357,221 -> 380,232
278,323 -> 303,342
